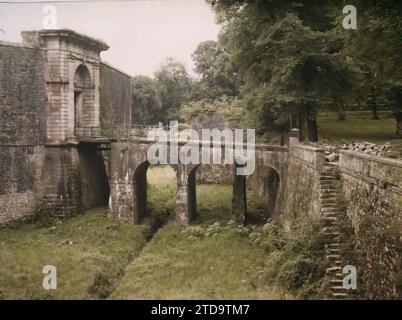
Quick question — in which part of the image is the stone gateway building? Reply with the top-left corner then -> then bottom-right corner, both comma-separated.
0,29 -> 131,223
1,30 -> 402,299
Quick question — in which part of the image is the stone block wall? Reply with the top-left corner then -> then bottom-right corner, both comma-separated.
196,165 -> 233,184
277,143 -> 325,226
340,151 -> 402,298
99,62 -> 132,132
0,43 -> 47,224
0,42 -> 47,145
0,146 -> 45,224
42,146 -> 82,218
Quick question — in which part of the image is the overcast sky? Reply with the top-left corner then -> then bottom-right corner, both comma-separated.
0,0 -> 220,77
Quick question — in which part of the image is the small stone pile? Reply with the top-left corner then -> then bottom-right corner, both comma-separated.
340,141 -> 394,157
319,141 -> 397,162
319,143 -> 339,162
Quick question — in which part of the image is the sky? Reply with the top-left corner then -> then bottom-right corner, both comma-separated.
0,0 -> 220,77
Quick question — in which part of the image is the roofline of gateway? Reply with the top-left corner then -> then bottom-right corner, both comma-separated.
21,29 -> 110,52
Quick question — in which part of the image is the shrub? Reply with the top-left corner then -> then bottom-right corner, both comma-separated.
261,217 -> 329,299
31,201 -> 59,228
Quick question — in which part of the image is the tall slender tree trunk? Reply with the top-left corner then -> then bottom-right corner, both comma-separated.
395,87 -> 402,137
298,106 -> 308,142
307,105 -> 318,142
369,86 -> 380,120
396,112 -> 402,137
291,114 -> 298,129
337,102 -> 346,121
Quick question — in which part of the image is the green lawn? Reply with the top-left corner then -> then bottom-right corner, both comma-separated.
318,110 -> 396,144
0,209 -> 149,299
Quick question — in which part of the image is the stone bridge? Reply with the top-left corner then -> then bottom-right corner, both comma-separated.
108,136 -> 288,224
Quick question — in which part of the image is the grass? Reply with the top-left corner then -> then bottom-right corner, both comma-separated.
0,167 -> 279,300
147,165 -> 234,224
318,110 -> 396,144
110,223 -> 282,300
195,184 -> 233,224
147,166 -> 177,223
110,167 -> 282,300
0,208 -> 149,299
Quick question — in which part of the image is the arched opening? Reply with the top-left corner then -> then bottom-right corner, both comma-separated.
247,166 -> 281,223
192,164 -> 233,224
133,163 -> 177,226
74,64 -> 94,135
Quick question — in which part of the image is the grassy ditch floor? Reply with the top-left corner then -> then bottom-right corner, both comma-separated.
0,208 -> 149,299
111,223 -> 285,300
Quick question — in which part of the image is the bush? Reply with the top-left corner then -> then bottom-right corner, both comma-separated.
31,201 -> 59,228
261,217 -> 329,299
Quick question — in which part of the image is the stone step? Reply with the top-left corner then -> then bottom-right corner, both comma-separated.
326,267 -> 342,274
324,222 -> 338,228
332,293 -> 348,298
329,279 -> 344,284
320,182 -> 337,187
326,254 -> 341,260
320,194 -> 338,199
322,209 -> 337,214
327,243 -> 340,248
326,248 -> 341,254
331,286 -> 348,291
323,233 -> 341,240
323,199 -> 337,203
320,177 -> 337,181
321,194 -> 339,199
321,191 -> 338,195
323,215 -> 338,219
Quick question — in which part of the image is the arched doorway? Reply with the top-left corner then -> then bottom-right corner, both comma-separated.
74,64 -> 93,136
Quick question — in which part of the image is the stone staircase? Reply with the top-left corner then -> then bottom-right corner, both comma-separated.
319,163 -> 348,299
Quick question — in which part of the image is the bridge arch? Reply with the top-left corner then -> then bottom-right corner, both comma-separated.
247,164 -> 282,222
132,160 -> 178,224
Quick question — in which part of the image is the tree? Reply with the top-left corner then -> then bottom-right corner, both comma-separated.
344,0 -> 402,135
154,58 -> 191,122
131,76 -> 162,125
209,0 -> 356,142
192,40 -> 239,100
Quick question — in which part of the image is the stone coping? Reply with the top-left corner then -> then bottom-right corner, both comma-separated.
340,150 -> 402,168
25,29 -> 109,51
292,143 -> 325,153
0,40 -> 44,50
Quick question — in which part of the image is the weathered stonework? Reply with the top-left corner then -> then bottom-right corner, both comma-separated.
0,30 -> 130,224
339,151 -> 402,299
108,138 -> 289,224
2,29 -> 402,299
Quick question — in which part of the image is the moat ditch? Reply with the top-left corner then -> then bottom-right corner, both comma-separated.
0,166 -> 301,299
